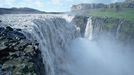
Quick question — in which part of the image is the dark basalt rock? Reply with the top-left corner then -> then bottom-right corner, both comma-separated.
6,26 -> 13,31
72,16 -> 88,37
0,27 -> 26,40
0,26 -> 45,75
16,28 -> 22,31
0,27 -> 5,34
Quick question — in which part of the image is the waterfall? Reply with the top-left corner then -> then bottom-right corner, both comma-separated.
0,14 -> 77,75
116,20 -> 124,39
84,17 -> 93,40
32,17 -> 77,75
1,14 -> 134,75
62,15 -> 75,22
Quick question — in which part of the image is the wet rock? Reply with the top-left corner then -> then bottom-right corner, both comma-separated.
5,31 -> 26,40
24,45 -> 34,53
0,26 -> 26,40
0,27 -> 4,34
1,60 -> 35,75
0,44 -> 7,50
0,26 -> 45,75
6,26 -> 13,31
16,29 -> 22,31
0,64 -> 2,75
0,40 -> 8,50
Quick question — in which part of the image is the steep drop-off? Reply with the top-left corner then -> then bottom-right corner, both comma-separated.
72,16 -> 134,47
0,14 -> 78,75
69,15 -> 134,75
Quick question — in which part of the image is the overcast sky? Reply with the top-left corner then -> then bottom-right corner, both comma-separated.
0,0 -> 124,12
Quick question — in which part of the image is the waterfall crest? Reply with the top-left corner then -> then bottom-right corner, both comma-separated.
32,17 -> 77,75
84,17 -> 93,40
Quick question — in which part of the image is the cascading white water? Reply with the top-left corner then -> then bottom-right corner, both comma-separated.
32,17 -> 77,75
84,17 -> 93,40
0,14 -> 77,75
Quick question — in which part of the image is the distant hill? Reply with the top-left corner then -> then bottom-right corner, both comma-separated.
0,7 -> 46,14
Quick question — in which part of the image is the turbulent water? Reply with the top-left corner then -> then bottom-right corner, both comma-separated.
0,14 -> 134,75
31,16 -> 77,75
0,14 -> 77,75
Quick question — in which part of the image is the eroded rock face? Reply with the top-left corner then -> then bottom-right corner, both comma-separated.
72,16 -> 88,37
125,0 -> 134,3
72,16 -> 134,46
0,26 -> 45,75
71,1 -> 134,13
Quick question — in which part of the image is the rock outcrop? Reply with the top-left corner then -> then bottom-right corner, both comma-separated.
125,0 -> 134,3
72,16 -> 88,37
71,1 -> 134,12
0,26 -> 45,75
71,3 -> 107,11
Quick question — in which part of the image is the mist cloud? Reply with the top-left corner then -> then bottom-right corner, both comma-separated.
68,37 -> 134,75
